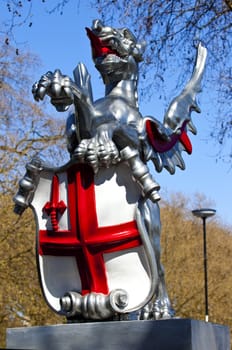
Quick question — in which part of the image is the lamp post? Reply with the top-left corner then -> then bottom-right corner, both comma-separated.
192,208 -> 216,322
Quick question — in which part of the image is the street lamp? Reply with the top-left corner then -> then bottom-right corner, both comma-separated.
192,208 -> 216,322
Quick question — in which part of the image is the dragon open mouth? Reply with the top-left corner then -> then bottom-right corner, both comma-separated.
86,27 -> 121,60
86,22 -> 139,82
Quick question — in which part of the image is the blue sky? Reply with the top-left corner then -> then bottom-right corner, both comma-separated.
2,1 -> 232,228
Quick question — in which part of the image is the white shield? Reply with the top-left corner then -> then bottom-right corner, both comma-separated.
31,161 -> 155,316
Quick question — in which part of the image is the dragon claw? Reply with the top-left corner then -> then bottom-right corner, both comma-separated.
32,70 -> 74,110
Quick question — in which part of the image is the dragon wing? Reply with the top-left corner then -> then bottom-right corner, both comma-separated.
66,63 -> 94,152
143,43 -> 207,174
73,62 -> 94,105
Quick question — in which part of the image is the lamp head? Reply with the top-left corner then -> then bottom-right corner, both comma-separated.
192,208 -> 216,219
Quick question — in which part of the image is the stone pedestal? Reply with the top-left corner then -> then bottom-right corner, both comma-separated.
6,318 -> 230,350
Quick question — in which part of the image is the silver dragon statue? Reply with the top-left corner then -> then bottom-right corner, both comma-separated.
14,20 -> 207,321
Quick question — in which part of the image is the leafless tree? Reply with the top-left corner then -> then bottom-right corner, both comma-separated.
94,1 -> 232,157
0,39 -> 66,193
1,1 -> 232,158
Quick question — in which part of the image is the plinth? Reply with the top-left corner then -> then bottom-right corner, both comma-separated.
6,319 -> 230,350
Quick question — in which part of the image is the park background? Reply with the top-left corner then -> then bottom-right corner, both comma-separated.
0,0 -> 232,347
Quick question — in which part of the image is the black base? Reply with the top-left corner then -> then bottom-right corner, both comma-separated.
6,318 -> 230,350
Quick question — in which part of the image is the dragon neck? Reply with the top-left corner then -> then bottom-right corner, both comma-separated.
105,78 -> 139,108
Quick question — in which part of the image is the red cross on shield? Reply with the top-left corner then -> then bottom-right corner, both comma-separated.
31,162 -> 152,314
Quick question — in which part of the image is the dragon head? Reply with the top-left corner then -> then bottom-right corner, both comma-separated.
86,20 -> 145,84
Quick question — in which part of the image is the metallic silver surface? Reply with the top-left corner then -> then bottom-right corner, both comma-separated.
13,158 -> 43,215
164,43 -> 207,134
121,146 -> 160,202
60,289 -> 129,319
15,20 -> 207,321
137,198 -> 175,320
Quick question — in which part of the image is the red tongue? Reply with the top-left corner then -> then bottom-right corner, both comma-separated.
85,27 -> 118,58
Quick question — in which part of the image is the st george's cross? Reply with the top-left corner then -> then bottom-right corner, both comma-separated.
36,163 -> 143,299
